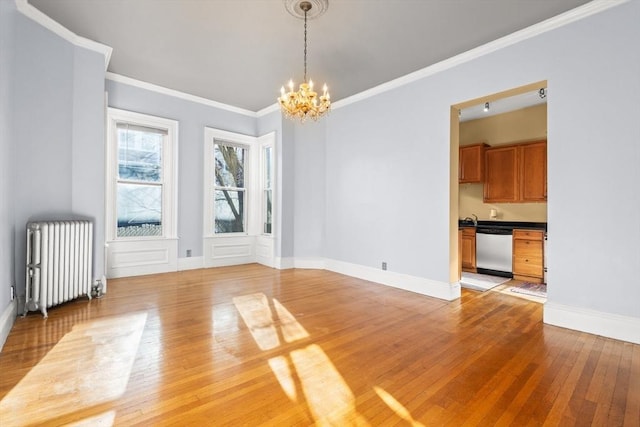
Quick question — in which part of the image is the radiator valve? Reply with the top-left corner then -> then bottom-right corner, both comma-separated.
91,280 -> 104,299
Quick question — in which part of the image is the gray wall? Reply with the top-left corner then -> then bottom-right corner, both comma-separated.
293,121 -> 326,259
321,1 -> 640,318
0,0 -> 17,341
8,8 -> 106,307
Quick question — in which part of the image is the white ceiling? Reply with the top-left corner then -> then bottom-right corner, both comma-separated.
28,0 -> 589,112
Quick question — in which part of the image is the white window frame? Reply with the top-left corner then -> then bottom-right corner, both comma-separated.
260,136 -> 275,236
105,108 -> 178,277
203,128 -> 275,267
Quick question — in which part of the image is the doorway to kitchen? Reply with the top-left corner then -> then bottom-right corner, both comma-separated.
449,81 -> 548,303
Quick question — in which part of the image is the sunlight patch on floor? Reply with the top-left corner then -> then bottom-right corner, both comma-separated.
235,293 -> 423,425
233,293 -> 280,350
268,356 -> 297,401
0,312 -> 147,426
374,386 -> 425,427
273,298 -> 309,343
291,344 -> 370,426
66,410 -> 116,426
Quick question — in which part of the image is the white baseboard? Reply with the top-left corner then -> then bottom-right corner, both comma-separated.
0,300 -> 18,352
294,257 -> 326,269
544,302 -> 640,345
325,259 -> 460,301
275,257 -> 295,270
274,257 -> 458,301
178,256 -> 204,271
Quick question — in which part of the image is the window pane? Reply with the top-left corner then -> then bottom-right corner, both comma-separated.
214,190 -> 244,233
264,190 -> 272,234
118,127 -> 163,182
117,183 -> 162,237
214,144 -> 245,188
264,146 -> 272,188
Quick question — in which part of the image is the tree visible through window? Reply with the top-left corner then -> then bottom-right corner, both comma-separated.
214,143 -> 246,233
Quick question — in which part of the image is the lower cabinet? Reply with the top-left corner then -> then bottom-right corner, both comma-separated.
460,227 -> 476,273
512,229 -> 544,283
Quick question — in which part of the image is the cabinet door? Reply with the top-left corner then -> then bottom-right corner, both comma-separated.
484,146 -> 518,202
460,228 -> 476,271
513,239 -> 544,278
512,229 -> 544,281
459,144 -> 486,183
520,141 -> 547,201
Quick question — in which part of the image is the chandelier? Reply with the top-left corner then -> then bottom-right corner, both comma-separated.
278,0 -> 330,122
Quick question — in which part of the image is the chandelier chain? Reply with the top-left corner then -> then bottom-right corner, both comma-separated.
303,8 -> 307,83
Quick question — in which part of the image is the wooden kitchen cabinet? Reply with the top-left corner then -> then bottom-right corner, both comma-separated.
460,227 -> 477,272
512,229 -> 544,283
520,141 -> 547,202
484,145 -> 519,202
459,143 -> 488,183
484,140 -> 547,203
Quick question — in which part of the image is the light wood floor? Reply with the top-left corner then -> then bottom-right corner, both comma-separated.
1,264 -> 638,426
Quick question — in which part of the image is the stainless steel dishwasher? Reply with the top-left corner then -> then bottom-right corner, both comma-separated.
475,226 -> 513,277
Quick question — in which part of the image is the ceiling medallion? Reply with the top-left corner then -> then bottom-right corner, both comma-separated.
284,0 -> 329,20
278,0 -> 330,122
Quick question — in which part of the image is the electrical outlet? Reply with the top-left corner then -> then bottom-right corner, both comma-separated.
382,262 -> 387,271
186,249 -> 192,257
10,285 -> 15,301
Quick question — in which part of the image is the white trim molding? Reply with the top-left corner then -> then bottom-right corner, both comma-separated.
274,257 -> 460,302
331,0 -> 629,110
14,0 -> 113,70
544,302 -> 640,345
178,256 -> 204,271
275,257 -> 295,270
107,73 -> 257,118
106,238 -> 178,278
294,257 -> 327,270
0,300 -> 18,351
325,259 -> 460,302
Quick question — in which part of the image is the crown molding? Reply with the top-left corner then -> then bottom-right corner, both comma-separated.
256,103 -> 281,118
332,0 -> 630,110
14,0 -> 112,70
105,72 -> 258,118
15,0 -> 628,116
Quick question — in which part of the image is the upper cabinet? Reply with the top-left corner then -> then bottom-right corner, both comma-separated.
484,140 -> 547,203
520,141 -> 547,202
483,145 -> 519,202
459,143 -> 488,183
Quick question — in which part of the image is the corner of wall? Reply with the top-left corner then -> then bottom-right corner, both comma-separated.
544,302 -> 640,345
0,299 -> 18,351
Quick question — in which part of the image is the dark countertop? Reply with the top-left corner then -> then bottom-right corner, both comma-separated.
459,219 -> 547,231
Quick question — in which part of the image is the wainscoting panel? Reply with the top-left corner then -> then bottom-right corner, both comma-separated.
106,239 -> 178,278
203,236 -> 255,268
255,235 -> 275,268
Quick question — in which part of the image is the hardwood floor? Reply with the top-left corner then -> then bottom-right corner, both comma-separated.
1,264 -> 638,426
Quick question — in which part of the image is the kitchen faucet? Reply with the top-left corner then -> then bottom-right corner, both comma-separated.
463,214 -> 478,226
